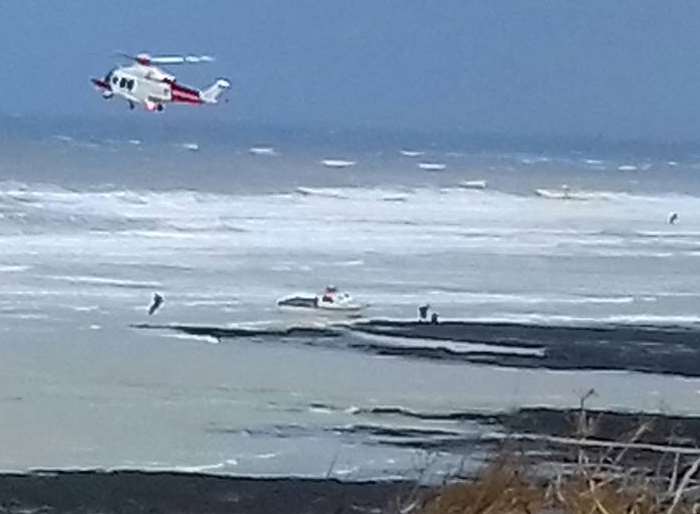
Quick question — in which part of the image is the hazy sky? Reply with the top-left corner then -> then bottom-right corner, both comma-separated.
2,1 -> 700,141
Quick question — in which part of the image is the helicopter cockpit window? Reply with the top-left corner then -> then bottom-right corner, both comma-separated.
112,76 -> 118,85
119,78 -> 127,89
127,80 -> 135,91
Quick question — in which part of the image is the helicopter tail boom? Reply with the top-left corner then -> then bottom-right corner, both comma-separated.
170,82 -> 203,104
200,79 -> 231,104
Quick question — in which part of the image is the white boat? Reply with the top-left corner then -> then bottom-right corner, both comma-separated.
418,162 -> 446,171
182,143 -> 200,152
458,180 -> 487,190
321,159 -> 356,169
277,286 -> 364,312
400,149 -> 425,157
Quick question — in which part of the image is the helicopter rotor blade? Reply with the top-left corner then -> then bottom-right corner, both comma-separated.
114,52 -> 152,64
149,55 -> 215,65
113,53 -> 214,65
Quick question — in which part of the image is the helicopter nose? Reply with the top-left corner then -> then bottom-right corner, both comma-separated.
91,78 -> 110,90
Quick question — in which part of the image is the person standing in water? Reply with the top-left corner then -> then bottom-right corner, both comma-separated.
148,293 -> 164,316
418,304 -> 430,322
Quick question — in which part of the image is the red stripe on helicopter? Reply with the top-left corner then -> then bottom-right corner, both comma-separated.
171,83 -> 202,104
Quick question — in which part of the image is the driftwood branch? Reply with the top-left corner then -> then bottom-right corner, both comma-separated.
668,456 -> 700,514
484,431 -> 700,456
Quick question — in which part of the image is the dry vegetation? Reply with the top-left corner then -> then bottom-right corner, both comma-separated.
391,393 -> 700,514
411,457 -> 684,514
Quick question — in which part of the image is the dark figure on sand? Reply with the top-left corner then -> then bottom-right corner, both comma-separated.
148,293 -> 164,316
431,312 -> 439,324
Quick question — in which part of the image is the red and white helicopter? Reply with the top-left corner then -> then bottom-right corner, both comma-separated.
91,53 -> 230,112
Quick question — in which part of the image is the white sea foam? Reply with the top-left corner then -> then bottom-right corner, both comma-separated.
0,265 -> 30,273
249,146 -> 277,156
421,291 -> 637,306
296,187 -> 349,199
253,453 -> 279,460
381,194 -> 409,202
455,313 -> 700,326
334,259 -> 365,267
418,162 -> 446,171
321,159 -> 356,169
181,299 -> 240,307
458,180 -> 487,190
353,332 -> 545,357
332,466 -> 360,476
71,305 -> 101,312
5,313 -> 50,320
171,462 -> 229,473
44,275 -> 161,289
534,187 -> 617,201
164,333 -> 221,345
309,406 -> 334,414
400,150 -> 425,157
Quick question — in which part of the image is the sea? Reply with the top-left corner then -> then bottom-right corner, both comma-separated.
1,115 -> 700,481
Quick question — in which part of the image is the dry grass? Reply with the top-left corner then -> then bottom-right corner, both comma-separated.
402,399 -> 700,514
420,460 -> 544,514
414,459 -> 688,514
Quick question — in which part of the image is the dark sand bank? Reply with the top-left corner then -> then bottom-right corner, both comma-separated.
362,405 -> 700,446
493,407 -> 700,444
132,323 -> 340,340
341,406 -> 700,468
135,319 -> 700,377
0,472 -> 414,514
348,320 -> 700,377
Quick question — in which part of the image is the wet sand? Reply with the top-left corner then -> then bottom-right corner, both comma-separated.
3,408 -> 700,512
0,472 -> 414,514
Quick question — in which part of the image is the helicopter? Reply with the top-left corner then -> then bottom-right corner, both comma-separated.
91,53 -> 230,112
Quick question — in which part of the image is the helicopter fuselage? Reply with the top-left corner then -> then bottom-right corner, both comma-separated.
91,63 -> 228,112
